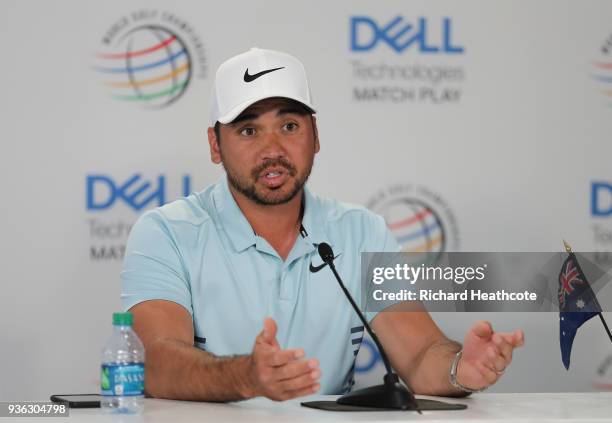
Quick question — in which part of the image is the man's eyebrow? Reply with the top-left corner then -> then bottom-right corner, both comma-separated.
230,113 -> 259,125
230,107 -> 307,125
277,108 -> 307,116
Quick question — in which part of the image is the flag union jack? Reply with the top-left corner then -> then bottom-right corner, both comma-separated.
558,252 -> 603,370
558,259 -> 584,308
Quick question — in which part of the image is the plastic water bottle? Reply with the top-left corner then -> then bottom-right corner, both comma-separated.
101,312 -> 145,414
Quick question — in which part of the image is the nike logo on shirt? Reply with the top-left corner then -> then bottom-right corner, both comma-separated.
309,254 -> 341,273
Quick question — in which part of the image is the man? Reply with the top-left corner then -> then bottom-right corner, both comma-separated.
121,48 -> 524,402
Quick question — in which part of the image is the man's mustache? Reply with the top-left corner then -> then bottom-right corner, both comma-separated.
251,159 -> 297,179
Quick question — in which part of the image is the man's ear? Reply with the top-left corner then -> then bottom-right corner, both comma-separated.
311,116 -> 320,154
207,127 -> 222,164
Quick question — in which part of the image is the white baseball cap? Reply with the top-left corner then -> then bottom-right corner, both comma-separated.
210,47 -> 315,126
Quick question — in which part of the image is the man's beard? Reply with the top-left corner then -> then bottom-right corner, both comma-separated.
223,156 -> 313,206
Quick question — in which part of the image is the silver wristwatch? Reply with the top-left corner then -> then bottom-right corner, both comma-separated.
449,349 -> 487,393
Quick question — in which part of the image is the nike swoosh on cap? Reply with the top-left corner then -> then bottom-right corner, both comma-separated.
243,66 -> 285,82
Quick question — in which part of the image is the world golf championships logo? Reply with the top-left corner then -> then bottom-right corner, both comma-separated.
94,11 -> 207,109
95,25 -> 191,107
591,32 -> 612,107
367,185 -> 460,260
383,198 -> 446,253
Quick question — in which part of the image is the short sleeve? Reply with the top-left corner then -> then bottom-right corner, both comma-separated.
379,217 -> 400,254
121,210 -> 193,315
365,215 -> 399,323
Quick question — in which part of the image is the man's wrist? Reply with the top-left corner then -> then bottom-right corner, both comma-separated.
236,355 -> 258,399
449,349 -> 486,394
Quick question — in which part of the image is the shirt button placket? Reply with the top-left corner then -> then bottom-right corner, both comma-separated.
279,265 -> 293,300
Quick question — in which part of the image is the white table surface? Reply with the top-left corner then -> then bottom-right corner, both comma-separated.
15,393 -> 612,422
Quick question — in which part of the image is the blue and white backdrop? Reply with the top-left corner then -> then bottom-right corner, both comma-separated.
1,0 -> 612,400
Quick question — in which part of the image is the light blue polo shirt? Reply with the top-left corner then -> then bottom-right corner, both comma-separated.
121,177 -> 399,394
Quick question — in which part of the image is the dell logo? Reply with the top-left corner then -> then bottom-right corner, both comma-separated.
350,16 -> 464,54
86,174 -> 191,211
592,182 -> 612,217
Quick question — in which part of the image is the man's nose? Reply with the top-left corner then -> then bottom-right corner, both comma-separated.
260,131 -> 286,160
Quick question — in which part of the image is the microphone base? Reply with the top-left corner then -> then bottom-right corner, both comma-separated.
336,374 -> 418,410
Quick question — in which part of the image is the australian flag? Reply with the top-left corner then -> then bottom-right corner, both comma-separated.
558,252 -> 602,369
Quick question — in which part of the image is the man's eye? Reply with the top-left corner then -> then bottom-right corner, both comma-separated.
240,127 -> 255,136
284,122 -> 298,132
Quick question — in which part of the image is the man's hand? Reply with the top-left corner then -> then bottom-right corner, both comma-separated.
246,318 -> 320,401
458,320 -> 525,390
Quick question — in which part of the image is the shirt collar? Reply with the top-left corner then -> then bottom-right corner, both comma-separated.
213,177 -> 257,253
213,177 -> 336,253
301,186 -> 335,250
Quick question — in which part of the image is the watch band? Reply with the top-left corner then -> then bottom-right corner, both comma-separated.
449,349 -> 487,393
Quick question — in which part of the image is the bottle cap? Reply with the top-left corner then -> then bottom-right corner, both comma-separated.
113,312 -> 133,326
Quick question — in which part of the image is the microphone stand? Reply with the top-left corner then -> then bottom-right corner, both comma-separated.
316,243 -> 420,411
302,242 -> 467,412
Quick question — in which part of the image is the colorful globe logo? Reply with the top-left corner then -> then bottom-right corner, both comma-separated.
95,25 -> 192,108
379,198 -> 446,256
593,354 -> 612,390
591,33 -> 612,107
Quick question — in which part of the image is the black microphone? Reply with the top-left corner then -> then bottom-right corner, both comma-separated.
318,242 -> 335,264
315,242 -> 419,411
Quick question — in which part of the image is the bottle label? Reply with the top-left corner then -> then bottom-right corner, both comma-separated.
101,363 -> 144,396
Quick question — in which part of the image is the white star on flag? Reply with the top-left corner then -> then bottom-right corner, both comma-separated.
576,299 -> 585,309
